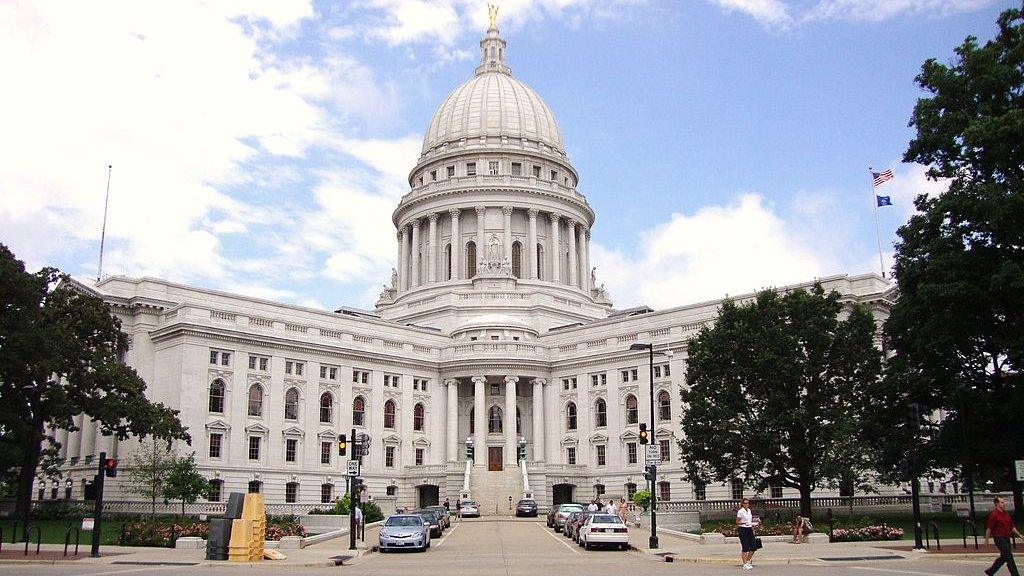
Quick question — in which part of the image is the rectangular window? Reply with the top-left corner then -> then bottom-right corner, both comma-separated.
591,374 -> 598,387
627,442 -> 637,465
567,447 -> 577,465
209,433 -> 222,458
248,355 -> 269,371
550,170 -> 557,181
596,445 -> 606,466
659,482 -> 671,501
620,369 -> 630,382
221,352 -> 230,366
631,368 -> 638,381
511,162 -> 522,176
664,364 -> 671,376
488,161 -> 499,175
295,362 -> 303,376
446,165 -> 455,178
532,165 -> 541,177
208,480 -> 222,502
320,365 -> 338,380
466,162 -> 477,176
248,436 -> 261,461
321,441 -> 331,465
659,439 -> 670,462
770,486 -> 783,499
430,169 -> 437,181
353,370 -> 369,384
731,479 -> 744,501
285,483 -> 298,503
653,365 -> 661,378
285,438 -> 297,463
418,176 -> 423,186
384,374 -> 401,387
415,448 -> 424,466
413,378 -> 429,391
694,480 -> 707,501
285,361 -> 293,374
321,484 -> 333,503
210,350 -> 218,364
385,446 -> 396,468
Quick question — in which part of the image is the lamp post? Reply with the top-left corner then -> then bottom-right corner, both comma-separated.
628,342 -> 672,550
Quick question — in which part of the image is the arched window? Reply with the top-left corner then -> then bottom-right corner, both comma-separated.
209,379 -> 225,413
413,403 -> 425,431
488,406 -> 503,433
658,390 -> 672,421
284,387 -> 299,420
536,244 -> 544,280
445,243 -> 452,280
566,402 -> 577,430
247,383 -> 262,417
469,407 -> 474,434
595,398 -> 607,427
384,399 -> 396,429
353,396 -> 365,426
248,480 -> 262,493
625,394 -> 638,425
512,241 -> 522,278
466,241 -> 477,278
319,392 -> 333,423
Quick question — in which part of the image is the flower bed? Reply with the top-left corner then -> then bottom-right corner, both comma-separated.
830,525 -> 904,542
118,516 -> 305,546
713,520 -> 804,537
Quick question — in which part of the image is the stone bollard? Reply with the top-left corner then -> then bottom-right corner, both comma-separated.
175,537 -> 206,550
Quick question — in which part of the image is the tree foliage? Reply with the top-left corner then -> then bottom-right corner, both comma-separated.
0,244 -> 189,532
678,285 -> 883,516
126,438 -> 177,516
162,453 -> 209,517
871,3 -> 1024,513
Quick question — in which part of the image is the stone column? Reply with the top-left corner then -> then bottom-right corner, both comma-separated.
475,206 -> 487,268
581,229 -> 591,293
428,213 -> 439,283
567,219 -> 578,287
504,376 -> 519,465
399,226 -> 409,291
549,213 -> 561,283
79,417 -> 96,460
527,209 -> 538,279
472,375 -> 486,467
449,208 -> 461,280
65,414 -> 83,461
531,378 -> 546,462
502,206 -> 513,261
410,218 -> 421,288
446,379 -> 459,462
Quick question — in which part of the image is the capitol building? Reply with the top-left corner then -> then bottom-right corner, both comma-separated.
50,23 -> 893,513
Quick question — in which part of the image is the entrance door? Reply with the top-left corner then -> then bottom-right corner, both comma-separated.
417,485 -> 440,508
488,447 -> 503,471
552,483 -> 574,505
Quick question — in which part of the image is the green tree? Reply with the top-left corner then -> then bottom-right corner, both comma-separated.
678,285 -> 883,517
877,2 -> 1024,516
162,453 -> 209,518
0,244 -> 189,537
126,438 -> 177,516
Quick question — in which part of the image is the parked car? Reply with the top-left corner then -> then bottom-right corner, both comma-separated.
424,505 -> 451,528
459,500 -> 480,518
414,509 -> 444,537
566,511 -> 595,542
562,511 -> 583,539
515,499 -> 538,517
378,514 -> 431,552
550,503 -> 585,532
577,514 -> 629,550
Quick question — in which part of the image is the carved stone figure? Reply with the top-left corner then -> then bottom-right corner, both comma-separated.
391,268 -> 398,289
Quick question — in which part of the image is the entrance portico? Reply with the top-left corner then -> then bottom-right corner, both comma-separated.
445,374 -> 547,467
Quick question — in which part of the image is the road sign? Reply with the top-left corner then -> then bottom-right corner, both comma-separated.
645,444 -> 662,466
81,518 -> 95,531
1015,460 -> 1024,481
347,460 -> 360,477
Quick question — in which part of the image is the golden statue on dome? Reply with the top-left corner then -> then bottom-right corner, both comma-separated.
488,3 -> 499,30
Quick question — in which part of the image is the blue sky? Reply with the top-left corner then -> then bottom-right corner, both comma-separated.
0,1 -> 1009,310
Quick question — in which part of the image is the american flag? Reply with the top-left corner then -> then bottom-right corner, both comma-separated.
872,169 -> 894,187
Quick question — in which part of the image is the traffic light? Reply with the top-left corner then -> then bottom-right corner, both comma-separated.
639,423 -> 649,445
466,439 -> 475,461
103,458 -> 118,477
517,443 -> 526,462
644,467 -> 655,482
338,434 -> 347,457
355,434 -> 370,458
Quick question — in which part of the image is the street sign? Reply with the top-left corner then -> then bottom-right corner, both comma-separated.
81,518 -> 95,531
347,460 -> 360,477
1015,460 -> 1024,481
645,445 -> 662,466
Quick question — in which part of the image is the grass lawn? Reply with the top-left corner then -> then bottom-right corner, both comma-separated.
4,519 -> 127,545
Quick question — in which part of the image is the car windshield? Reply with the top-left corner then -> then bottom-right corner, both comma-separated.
461,502 -> 477,507
417,511 -> 436,520
519,500 -> 536,505
386,516 -> 423,527
561,504 -> 584,512
591,515 -> 621,524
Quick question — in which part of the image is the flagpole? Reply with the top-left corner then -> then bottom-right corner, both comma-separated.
97,164 -> 112,282
868,167 -> 886,279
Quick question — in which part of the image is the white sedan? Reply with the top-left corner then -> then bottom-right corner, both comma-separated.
577,514 -> 629,550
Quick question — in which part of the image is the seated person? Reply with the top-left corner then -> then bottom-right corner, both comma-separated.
792,515 -> 813,543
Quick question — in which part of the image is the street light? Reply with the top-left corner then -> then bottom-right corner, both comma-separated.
628,342 -> 673,550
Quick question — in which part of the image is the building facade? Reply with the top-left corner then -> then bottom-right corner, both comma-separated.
49,23 -> 895,513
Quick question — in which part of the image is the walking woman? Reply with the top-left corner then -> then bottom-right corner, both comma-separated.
736,498 -> 757,570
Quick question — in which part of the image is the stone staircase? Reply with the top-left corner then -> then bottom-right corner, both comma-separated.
469,466 -> 522,516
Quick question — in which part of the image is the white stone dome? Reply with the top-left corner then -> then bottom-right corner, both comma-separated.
420,26 -> 565,157
452,313 -> 539,336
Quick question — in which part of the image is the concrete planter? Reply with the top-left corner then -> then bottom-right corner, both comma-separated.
299,514 -> 350,534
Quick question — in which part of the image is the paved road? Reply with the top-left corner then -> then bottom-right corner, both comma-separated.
0,519 -> 1010,576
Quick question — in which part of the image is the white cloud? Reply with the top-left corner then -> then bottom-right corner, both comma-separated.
591,193 -> 841,308
709,0 -> 793,27
704,0 -> 996,28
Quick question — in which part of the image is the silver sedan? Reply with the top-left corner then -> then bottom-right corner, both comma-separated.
378,514 -> 431,552
459,500 -> 480,518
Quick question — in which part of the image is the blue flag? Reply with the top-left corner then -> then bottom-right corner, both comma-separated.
876,195 -> 892,207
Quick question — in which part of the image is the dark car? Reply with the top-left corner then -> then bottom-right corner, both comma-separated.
548,503 -> 585,532
515,499 -> 538,517
424,505 -> 451,529
414,509 -> 443,537
566,511 -> 595,542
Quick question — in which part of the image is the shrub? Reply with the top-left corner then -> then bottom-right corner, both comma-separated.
632,489 -> 651,510
359,501 -> 383,523
118,519 -> 208,547
31,500 -> 91,520
265,517 -> 305,541
830,525 -> 904,542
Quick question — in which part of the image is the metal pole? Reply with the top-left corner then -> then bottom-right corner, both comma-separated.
868,168 -> 886,278
97,165 -> 112,282
349,427 -> 357,551
90,452 -> 106,558
648,345 -> 658,549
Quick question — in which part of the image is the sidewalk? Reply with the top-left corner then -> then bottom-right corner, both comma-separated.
0,525 -> 380,567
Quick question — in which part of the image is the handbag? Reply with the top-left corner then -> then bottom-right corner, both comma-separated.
754,537 -> 763,549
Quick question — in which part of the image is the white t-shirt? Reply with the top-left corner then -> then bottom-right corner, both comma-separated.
587,502 -> 599,512
604,503 -> 616,514
736,507 -> 753,528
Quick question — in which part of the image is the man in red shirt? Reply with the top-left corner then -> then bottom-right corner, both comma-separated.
984,496 -> 1021,576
